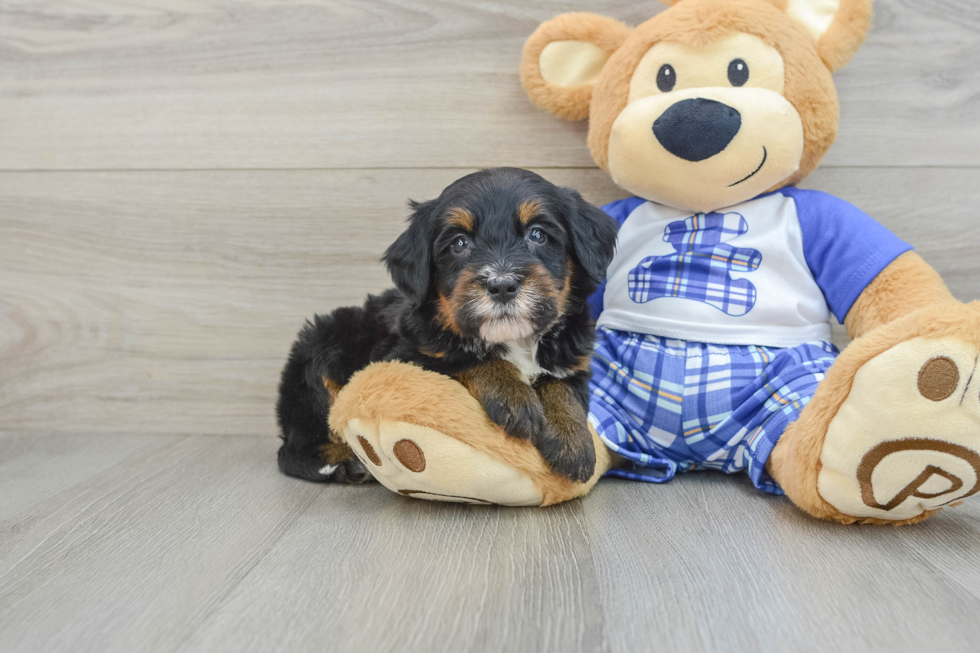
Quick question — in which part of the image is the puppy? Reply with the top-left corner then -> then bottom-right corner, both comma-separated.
276,167 -> 618,484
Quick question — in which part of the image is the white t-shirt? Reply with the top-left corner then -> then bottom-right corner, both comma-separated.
591,189 -> 912,348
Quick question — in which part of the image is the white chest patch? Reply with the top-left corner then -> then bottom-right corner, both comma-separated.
502,338 -> 545,384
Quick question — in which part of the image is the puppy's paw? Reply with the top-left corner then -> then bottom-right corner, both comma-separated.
482,386 -> 547,441
277,442 -> 375,484
323,456 -> 374,484
536,421 -> 597,483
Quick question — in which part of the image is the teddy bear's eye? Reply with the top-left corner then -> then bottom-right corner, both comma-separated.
657,64 -> 676,93
728,59 -> 749,87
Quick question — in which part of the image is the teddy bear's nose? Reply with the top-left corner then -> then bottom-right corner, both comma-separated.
653,98 -> 742,162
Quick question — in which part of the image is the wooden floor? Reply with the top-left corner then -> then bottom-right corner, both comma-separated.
1,433 -> 980,653
1,1 -> 979,651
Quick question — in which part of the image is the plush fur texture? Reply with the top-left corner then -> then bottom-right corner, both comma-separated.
276,168 -> 618,484
521,13 -> 632,121
844,252 -> 956,339
520,0 -> 868,208
330,361 -> 616,505
769,300 -> 980,525
815,0 -> 874,72
768,253 -> 971,524
606,1 -> 838,190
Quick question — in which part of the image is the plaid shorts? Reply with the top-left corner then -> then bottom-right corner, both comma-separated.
588,327 -> 839,494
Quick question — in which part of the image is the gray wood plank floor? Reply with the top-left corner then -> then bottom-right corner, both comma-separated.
2,1 -> 980,651
1,433 -> 979,653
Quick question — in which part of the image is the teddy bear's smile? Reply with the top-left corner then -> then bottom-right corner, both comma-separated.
607,84 -> 804,213
729,146 -> 768,187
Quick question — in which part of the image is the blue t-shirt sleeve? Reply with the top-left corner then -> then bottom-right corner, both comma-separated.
782,188 -> 913,323
588,197 -> 647,320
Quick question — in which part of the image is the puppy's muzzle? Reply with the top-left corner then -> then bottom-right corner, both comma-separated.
484,275 -> 520,305
653,98 -> 742,162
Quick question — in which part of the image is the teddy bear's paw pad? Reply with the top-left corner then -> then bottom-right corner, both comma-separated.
341,418 -> 544,506
818,337 -> 980,521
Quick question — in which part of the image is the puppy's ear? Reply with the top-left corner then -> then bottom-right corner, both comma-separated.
561,188 -> 617,284
383,200 -> 436,306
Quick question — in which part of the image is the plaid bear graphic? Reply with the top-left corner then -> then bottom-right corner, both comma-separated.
628,212 -> 762,316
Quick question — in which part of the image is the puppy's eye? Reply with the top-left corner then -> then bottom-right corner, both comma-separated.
450,235 -> 469,254
728,59 -> 749,87
527,227 -> 546,245
657,64 -> 676,93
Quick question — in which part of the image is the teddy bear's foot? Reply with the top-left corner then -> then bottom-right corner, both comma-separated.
329,361 -> 612,507
341,417 -> 543,505
818,335 -> 980,522
772,303 -> 980,524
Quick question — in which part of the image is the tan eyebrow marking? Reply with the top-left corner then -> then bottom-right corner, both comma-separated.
446,207 -> 474,231
517,200 -> 541,225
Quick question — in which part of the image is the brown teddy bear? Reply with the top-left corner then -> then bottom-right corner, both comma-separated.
329,0 -> 980,524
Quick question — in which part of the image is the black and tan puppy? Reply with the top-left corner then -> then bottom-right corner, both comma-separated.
276,168 -> 617,484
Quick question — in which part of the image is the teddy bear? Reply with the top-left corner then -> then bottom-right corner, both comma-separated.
327,0 -> 980,524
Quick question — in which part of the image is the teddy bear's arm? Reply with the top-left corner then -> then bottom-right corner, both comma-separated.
330,361 -> 615,506
844,251 -> 956,340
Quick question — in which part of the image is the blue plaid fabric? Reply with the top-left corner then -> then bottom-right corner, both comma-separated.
627,212 -> 762,316
588,327 -> 839,494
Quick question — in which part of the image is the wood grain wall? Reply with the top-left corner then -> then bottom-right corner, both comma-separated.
1,0 -> 978,438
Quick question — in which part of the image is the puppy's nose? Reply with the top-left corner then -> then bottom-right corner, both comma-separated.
653,98 -> 741,162
485,276 -> 519,304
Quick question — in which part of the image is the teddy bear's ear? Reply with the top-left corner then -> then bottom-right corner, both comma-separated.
782,0 -> 874,71
520,13 -> 632,121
